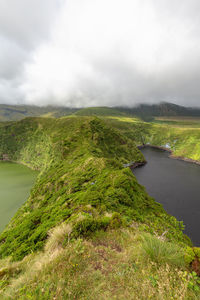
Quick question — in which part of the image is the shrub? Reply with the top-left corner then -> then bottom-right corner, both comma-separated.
184,246 -> 200,266
184,247 -> 195,265
141,233 -> 185,267
71,215 -> 110,238
109,212 -> 123,229
193,247 -> 200,259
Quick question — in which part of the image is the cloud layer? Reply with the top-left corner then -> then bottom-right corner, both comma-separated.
1,0 -> 200,107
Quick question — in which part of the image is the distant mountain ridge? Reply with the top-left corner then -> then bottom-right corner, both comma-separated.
0,102 -> 200,121
0,104 -> 77,121
115,102 -> 200,119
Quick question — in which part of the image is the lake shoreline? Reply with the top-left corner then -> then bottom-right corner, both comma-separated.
138,144 -> 200,166
129,161 -> 147,169
0,153 -> 40,171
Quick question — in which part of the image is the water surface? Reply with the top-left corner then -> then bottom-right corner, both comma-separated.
133,147 -> 200,246
0,162 -> 37,232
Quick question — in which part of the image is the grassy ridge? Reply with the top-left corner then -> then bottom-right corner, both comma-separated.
0,115 -> 199,298
0,116 -> 189,262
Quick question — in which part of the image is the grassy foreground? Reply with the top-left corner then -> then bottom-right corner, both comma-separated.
1,227 -> 199,299
0,116 -> 198,298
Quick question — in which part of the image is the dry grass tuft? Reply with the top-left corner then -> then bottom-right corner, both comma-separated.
45,223 -> 72,254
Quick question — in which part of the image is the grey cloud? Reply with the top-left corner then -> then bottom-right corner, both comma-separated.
1,0 -> 200,107
0,0 -> 61,49
0,36 -> 28,79
0,0 -> 62,103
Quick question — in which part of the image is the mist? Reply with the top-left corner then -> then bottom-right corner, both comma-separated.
1,0 -> 200,107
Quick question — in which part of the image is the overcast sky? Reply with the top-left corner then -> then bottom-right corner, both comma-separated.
1,0 -> 200,107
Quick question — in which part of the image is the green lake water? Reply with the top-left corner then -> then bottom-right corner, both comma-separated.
0,162 -> 38,232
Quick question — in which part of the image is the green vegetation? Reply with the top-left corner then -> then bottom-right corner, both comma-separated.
0,116 -> 187,262
74,106 -> 127,117
142,233 -> 185,267
102,115 -> 200,161
3,101 -> 200,122
72,105 -> 200,162
0,104 -> 77,121
0,228 -> 199,299
0,114 -> 199,298
115,102 -> 200,120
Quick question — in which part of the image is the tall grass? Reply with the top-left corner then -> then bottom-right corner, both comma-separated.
141,233 -> 185,267
45,223 -> 72,254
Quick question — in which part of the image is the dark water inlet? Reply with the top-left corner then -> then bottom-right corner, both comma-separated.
133,147 -> 200,246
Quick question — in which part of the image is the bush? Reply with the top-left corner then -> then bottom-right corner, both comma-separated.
71,215 -> 110,238
184,247 -> 195,265
109,212 -> 123,228
184,246 -> 200,266
194,247 -> 200,259
141,233 -> 185,267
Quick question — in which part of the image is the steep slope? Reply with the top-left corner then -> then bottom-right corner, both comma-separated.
0,116 -> 188,262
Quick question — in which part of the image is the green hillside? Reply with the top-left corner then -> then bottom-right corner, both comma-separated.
102,114 -> 200,163
74,106 -> 127,117
116,102 -> 200,120
0,116 -> 181,261
0,105 -> 129,121
1,102 -> 200,122
0,116 -> 199,299
0,104 -> 77,121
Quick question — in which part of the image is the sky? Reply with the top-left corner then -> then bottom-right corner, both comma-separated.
1,0 -> 200,107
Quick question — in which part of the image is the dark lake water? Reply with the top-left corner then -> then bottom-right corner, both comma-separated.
133,147 -> 200,246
